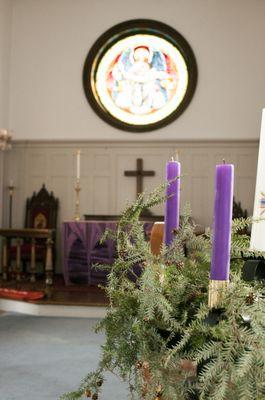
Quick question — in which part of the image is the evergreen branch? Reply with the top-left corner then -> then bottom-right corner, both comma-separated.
60,184 -> 265,400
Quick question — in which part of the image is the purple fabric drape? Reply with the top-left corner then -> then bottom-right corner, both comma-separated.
62,221 -> 153,285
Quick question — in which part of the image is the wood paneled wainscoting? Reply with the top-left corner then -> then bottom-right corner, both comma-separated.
1,140 -> 258,273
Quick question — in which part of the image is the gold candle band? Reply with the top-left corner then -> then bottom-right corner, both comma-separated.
208,279 -> 229,309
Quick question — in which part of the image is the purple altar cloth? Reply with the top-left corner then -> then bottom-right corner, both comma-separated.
62,221 -> 153,286
62,221 -> 116,286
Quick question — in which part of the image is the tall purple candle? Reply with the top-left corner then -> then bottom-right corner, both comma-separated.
210,163 -> 234,281
164,159 -> 181,246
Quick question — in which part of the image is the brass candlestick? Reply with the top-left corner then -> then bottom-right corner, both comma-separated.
0,129 -> 12,151
8,184 -> 14,228
74,179 -> 81,221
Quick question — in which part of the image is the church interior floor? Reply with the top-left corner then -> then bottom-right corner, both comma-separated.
0,275 -> 109,306
0,313 -> 128,400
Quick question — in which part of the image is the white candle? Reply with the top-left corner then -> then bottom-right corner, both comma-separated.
76,150 -> 81,180
250,109 -> 265,251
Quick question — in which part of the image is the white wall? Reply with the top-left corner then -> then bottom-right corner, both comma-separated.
0,0 -> 11,128
9,0 -> 265,141
0,0 -> 12,226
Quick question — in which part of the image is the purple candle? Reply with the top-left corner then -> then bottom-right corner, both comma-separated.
164,159 -> 181,246
210,163 -> 234,281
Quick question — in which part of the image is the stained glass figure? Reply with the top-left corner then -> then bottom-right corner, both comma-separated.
83,20 -> 197,132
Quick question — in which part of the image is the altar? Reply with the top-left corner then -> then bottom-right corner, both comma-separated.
62,220 -> 154,285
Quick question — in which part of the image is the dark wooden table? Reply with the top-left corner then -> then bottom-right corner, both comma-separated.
0,228 -> 54,293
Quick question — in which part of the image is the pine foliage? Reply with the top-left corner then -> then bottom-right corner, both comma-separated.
60,187 -> 265,400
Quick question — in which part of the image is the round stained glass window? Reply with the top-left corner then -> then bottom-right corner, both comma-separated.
83,20 -> 197,132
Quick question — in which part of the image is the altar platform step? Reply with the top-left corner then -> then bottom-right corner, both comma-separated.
0,275 -> 108,318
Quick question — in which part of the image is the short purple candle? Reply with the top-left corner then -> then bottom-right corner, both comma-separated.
164,160 -> 181,246
210,163 -> 234,281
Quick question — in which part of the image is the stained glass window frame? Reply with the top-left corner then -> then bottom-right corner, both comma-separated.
83,19 -> 197,133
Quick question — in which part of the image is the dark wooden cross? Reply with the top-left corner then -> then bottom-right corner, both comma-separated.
124,158 -> 155,198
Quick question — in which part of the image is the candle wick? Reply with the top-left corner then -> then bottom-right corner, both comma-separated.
222,159 -> 226,164
171,156 -> 174,162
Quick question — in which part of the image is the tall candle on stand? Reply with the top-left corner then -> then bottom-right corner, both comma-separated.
8,180 -> 14,228
74,150 -> 81,221
164,158 -> 181,246
208,161 -> 234,309
250,109 -> 265,251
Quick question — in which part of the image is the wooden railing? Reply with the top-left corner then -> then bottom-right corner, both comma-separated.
0,228 -> 54,291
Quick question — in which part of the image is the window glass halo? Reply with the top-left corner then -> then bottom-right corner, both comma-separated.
83,19 -> 197,132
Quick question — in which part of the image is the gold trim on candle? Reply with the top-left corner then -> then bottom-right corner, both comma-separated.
208,279 -> 229,309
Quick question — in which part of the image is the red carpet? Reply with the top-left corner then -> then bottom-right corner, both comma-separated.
0,275 -> 108,305
0,288 -> 45,301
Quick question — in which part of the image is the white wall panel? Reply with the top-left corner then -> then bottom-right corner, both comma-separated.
2,140 -> 258,273
0,0 -> 12,226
